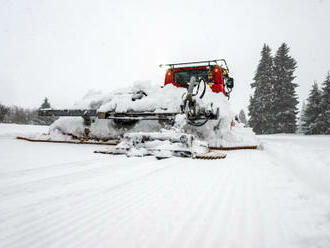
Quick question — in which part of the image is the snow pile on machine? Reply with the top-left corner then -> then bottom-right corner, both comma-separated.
113,131 -> 206,159
30,81 -> 259,158
47,82 -> 187,141
111,114 -> 210,159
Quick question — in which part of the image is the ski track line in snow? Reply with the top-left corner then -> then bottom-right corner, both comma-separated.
0,156 -> 173,220
3,170 -> 178,247
2,160 -> 208,247
263,138 -> 330,195
100,151 -> 278,248
90,162 -> 182,247
205,164 -> 250,248
0,150 -> 323,248
2,133 -> 330,248
0,157 -> 107,183
162,162 -> 232,248
194,153 -> 267,248
99,161 -> 216,248
0,159 -> 113,194
0,158 -> 179,248
261,138 -> 330,248
0,156 -> 167,206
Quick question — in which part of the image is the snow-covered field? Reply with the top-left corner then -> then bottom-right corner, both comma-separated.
1,123 -> 330,248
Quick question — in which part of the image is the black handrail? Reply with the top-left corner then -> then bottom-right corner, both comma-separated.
159,59 -> 229,71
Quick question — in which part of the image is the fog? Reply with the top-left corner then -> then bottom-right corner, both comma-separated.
1,0 -> 329,113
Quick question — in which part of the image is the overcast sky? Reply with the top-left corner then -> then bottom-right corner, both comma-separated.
1,0 -> 329,113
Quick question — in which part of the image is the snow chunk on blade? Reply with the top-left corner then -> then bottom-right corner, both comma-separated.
108,114 -> 212,159
112,131 -> 209,159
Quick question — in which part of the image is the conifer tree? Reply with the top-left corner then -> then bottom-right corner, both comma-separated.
272,43 -> 298,133
248,44 -> 274,134
297,100 -> 306,134
238,109 -> 247,126
36,97 -> 56,125
302,83 -> 322,134
40,97 -> 51,109
316,72 -> 330,134
0,103 -> 9,122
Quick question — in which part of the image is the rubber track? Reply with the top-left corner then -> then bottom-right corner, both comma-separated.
94,150 -> 227,160
16,136 -> 118,145
209,146 -> 258,150
17,136 -> 257,150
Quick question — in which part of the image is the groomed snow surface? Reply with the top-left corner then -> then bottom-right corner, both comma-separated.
1,123 -> 330,248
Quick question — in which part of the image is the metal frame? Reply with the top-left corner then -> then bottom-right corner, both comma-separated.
38,109 -> 219,122
99,110 -> 219,121
38,109 -> 97,127
38,109 -> 97,117
159,59 -> 229,72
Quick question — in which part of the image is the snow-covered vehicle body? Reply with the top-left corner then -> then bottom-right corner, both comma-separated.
38,60 -> 259,152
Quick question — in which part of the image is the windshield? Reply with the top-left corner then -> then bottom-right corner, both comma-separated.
173,69 -> 208,87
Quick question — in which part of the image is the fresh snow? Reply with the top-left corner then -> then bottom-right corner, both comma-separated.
0,123 -> 48,139
1,124 -> 330,247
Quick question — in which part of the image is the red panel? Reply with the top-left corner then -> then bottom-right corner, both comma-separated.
164,69 -> 174,86
163,65 -> 226,95
172,66 -> 207,72
210,66 -> 225,94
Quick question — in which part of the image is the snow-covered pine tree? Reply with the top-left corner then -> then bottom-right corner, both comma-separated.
272,43 -> 298,133
36,97 -> 57,125
0,103 -> 9,122
316,72 -> 330,134
40,97 -> 51,109
302,83 -> 322,134
238,109 -> 247,126
248,44 -> 274,134
297,100 -> 306,134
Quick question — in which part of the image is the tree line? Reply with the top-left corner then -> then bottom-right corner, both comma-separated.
299,74 -> 330,134
248,42 -> 330,135
0,98 -> 56,125
248,43 -> 298,134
